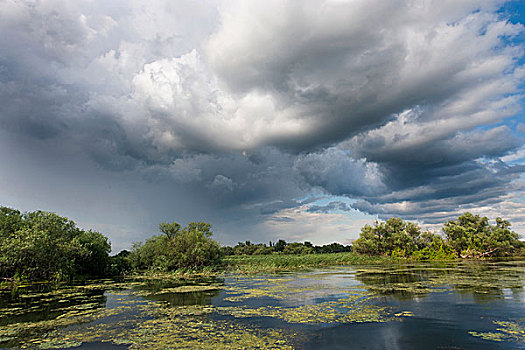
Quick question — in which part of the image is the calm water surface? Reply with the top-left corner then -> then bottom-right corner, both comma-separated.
1,260 -> 524,349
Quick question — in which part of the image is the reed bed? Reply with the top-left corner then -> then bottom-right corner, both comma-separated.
224,252 -> 393,274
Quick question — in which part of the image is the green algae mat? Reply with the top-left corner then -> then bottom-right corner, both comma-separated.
1,260 -> 525,349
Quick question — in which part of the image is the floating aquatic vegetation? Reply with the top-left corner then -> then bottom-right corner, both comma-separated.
1,298 -> 144,347
223,273 -> 362,304
20,298 -> 296,350
3,262 -> 523,349
4,271 -> 406,349
394,311 -> 414,317
0,279 -> 150,347
469,320 -> 525,344
218,302 -> 392,325
1,277 -> 296,349
219,273 -> 402,325
146,284 -> 222,295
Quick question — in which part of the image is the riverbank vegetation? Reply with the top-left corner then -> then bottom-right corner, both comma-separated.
221,240 -> 352,256
224,252 -> 392,274
354,213 -> 524,260
129,221 -> 222,272
1,205 -> 523,281
0,207 -> 111,281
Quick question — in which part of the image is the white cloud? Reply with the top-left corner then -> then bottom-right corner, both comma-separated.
501,145 -> 525,163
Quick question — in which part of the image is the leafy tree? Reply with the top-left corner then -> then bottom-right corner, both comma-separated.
73,230 -> 111,276
354,213 -> 522,260
0,207 -> 111,281
274,239 -> 287,252
231,241 -> 274,255
443,212 -> 488,257
159,222 -> 181,239
129,236 -> 167,271
487,218 -> 523,257
354,218 -> 424,256
220,246 -> 234,256
411,233 -> 455,261
130,221 -> 223,271
0,207 -> 24,236
169,221 -> 222,268
443,213 -> 522,258
107,250 -> 132,276
314,242 -> 352,254
283,242 -> 313,255
252,245 -> 273,255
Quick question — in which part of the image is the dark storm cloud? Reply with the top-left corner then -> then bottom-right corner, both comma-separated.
208,0 -> 523,151
0,0 -> 524,248
307,201 -> 351,214
294,148 -> 385,197
350,126 -> 521,169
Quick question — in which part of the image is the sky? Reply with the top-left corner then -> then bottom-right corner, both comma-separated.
0,0 -> 524,252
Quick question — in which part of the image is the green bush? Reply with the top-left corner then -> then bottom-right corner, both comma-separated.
354,218 -> 426,256
130,221 -> 223,271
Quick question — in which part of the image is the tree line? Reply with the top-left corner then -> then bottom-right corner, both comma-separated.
1,205 -> 523,281
220,240 -> 352,256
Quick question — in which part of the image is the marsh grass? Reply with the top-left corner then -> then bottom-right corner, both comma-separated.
130,266 -> 220,281
224,252 -> 394,273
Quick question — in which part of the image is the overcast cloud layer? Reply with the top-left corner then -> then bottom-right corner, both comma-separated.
1,0 -> 524,251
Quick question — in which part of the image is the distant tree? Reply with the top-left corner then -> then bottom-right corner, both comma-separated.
233,241 -> 257,255
314,242 -> 352,254
231,241 -> 273,255
220,246 -> 234,256
283,242 -> 313,255
252,245 -> 273,255
274,239 -> 287,252
107,250 -> 132,276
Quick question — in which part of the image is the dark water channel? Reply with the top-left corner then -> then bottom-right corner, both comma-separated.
1,260 -> 524,349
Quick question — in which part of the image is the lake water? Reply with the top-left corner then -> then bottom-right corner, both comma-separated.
1,260 -> 524,349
